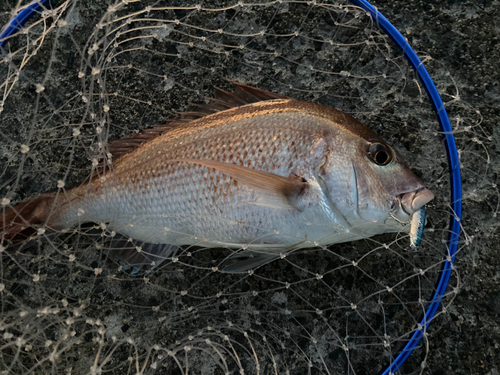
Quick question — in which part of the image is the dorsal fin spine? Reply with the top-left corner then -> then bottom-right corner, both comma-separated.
103,81 -> 288,163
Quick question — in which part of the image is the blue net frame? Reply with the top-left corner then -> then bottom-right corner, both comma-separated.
1,1 -> 463,373
0,0 -> 51,48
349,1 -> 462,373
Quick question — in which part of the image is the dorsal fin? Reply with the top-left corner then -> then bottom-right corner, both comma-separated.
104,81 -> 288,161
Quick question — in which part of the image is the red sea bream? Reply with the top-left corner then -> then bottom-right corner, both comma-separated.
0,83 -> 434,272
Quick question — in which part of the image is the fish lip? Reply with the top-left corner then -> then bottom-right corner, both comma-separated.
395,188 -> 434,217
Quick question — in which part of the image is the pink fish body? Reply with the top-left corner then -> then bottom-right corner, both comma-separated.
1,83 -> 433,272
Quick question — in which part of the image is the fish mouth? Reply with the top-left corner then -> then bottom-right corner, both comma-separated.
397,188 -> 434,217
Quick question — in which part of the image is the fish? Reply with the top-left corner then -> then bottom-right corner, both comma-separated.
0,81 -> 434,273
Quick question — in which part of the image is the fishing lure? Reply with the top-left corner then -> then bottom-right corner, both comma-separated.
410,206 -> 426,247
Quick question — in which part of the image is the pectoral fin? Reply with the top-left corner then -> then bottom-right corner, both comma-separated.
173,158 -> 310,211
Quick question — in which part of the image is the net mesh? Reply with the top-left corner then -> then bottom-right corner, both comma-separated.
0,0 -> 485,374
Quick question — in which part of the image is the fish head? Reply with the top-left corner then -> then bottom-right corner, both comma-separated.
360,139 -> 434,224
319,129 -> 434,234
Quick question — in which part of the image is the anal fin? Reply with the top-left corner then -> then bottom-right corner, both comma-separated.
221,250 -> 280,273
105,238 -> 180,275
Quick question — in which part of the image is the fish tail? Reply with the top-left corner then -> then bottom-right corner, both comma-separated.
0,192 -> 58,245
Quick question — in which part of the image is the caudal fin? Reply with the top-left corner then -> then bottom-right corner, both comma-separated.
0,193 -> 58,245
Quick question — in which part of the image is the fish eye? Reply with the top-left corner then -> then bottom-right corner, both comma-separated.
368,143 -> 392,166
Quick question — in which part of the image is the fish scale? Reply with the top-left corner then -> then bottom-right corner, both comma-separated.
61,111 -> 338,248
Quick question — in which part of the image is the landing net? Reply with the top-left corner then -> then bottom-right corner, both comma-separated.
0,1 -> 482,374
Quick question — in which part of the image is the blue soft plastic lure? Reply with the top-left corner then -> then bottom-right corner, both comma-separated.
410,206 -> 426,247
